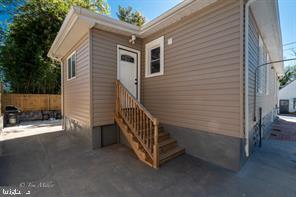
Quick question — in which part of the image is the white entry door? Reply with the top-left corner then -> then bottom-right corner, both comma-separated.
117,46 -> 140,99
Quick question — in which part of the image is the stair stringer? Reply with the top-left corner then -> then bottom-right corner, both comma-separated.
114,115 -> 154,167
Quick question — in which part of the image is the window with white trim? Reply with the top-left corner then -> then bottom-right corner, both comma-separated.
257,36 -> 267,95
145,36 -> 164,77
67,52 -> 76,80
266,54 -> 270,95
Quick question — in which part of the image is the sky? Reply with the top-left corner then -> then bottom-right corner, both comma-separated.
108,0 -> 182,21
278,0 -> 296,68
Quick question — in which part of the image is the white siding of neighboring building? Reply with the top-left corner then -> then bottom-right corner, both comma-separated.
279,80 -> 296,113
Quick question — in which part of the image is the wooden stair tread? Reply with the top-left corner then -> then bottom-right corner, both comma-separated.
160,146 -> 185,165
158,131 -> 170,142
115,81 -> 186,169
159,138 -> 176,147
159,131 -> 169,137
114,115 -> 153,167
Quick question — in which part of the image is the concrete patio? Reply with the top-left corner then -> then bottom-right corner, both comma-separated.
0,117 -> 296,197
1,120 -> 62,141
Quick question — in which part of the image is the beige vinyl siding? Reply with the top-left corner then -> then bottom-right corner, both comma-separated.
91,29 -> 142,126
63,34 -> 90,127
248,12 -> 278,129
142,0 -> 242,138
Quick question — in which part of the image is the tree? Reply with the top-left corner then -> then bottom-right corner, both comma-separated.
89,0 -> 110,15
0,0 -> 110,93
279,50 -> 296,87
280,65 -> 296,87
117,6 -> 145,27
0,25 -> 5,44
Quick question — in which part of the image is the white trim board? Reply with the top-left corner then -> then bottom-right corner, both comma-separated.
66,50 -> 77,81
117,45 -> 141,101
48,0 -> 217,60
145,36 -> 164,78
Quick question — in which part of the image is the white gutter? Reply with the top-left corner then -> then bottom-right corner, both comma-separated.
244,0 -> 257,157
48,0 -> 217,60
48,7 -> 76,60
141,0 -> 195,33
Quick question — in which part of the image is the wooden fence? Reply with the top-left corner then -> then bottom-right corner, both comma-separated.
1,94 -> 61,112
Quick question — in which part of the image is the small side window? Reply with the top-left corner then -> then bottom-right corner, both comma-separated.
294,98 -> 296,109
150,47 -> 161,74
145,36 -> 164,77
67,52 -> 76,80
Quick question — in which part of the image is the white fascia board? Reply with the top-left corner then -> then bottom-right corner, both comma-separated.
48,7 -> 77,60
48,0 -> 217,60
140,0 -> 195,32
79,7 -> 140,35
140,0 -> 217,37
48,7 -> 141,60
251,0 -> 284,76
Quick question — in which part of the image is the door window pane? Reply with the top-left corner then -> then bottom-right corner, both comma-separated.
121,55 -> 134,63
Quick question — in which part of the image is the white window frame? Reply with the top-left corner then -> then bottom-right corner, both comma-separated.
67,51 -> 76,80
257,37 -> 264,95
145,36 -> 164,78
266,54 -> 270,95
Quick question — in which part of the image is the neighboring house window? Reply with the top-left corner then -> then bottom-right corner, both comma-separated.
294,98 -> 296,109
145,36 -> 164,77
67,52 -> 76,80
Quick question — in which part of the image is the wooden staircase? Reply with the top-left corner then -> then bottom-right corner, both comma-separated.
114,80 -> 185,169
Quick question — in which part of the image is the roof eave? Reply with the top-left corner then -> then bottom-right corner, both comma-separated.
251,0 -> 284,76
48,7 -> 140,60
48,0 -> 217,60
139,0 -> 217,37
48,7 -> 77,60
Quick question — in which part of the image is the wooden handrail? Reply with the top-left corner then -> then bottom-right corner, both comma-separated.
115,80 -> 159,168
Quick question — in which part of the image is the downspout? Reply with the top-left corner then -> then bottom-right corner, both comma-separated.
244,0 -> 256,157
60,60 -> 65,130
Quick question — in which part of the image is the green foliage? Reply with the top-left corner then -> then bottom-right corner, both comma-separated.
280,65 -> 296,87
89,0 -> 110,15
0,25 -> 5,44
0,0 -> 110,93
117,6 -> 145,27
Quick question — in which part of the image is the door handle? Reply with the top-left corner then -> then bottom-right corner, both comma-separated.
135,78 -> 138,85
